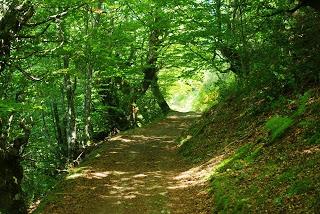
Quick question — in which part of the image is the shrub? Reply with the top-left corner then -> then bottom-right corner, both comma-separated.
265,116 -> 294,141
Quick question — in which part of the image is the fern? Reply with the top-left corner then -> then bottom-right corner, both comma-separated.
265,116 -> 294,141
293,91 -> 311,118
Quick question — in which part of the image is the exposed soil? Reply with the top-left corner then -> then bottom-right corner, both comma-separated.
36,112 -> 213,214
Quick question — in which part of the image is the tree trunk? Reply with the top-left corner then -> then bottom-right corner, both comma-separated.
57,17 -> 77,160
0,119 -> 31,214
132,16 -> 171,114
63,56 -> 77,160
0,1 -> 34,73
151,77 -> 170,114
83,1 -> 102,144
41,110 -> 51,143
51,100 -> 67,159
84,62 -> 93,145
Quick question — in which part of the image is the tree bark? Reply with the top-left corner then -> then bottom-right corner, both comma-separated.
133,15 -> 171,114
83,1 -> 102,144
151,77 -> 170,114
84,62 -> 93,144
41,110 -> 51,143
63,56 -> 77,160
0,1 -> 34,73
0,119 -> 31,214
51,100 -> 67,159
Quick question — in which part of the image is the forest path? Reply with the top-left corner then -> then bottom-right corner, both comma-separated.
38,112 -> 212,214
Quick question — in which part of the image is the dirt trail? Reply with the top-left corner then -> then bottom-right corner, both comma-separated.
38,112 -> 212,214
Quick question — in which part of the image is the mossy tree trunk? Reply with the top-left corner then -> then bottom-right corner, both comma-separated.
0,119 -> 31,214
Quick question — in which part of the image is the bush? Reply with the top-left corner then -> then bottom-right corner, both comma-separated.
265,116 -> 294,141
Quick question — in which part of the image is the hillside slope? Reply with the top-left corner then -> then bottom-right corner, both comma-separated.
179,88 -> 320,213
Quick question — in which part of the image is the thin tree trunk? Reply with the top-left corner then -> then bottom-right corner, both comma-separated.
84,62 -> 93,144
83,1 -> 102,144
63,55 -> 77,160
41,110 -> 51,142
238,0 -> 249,78
57,15 -> 78,159
60,86 -> 68,146
51,100 -> 67,158
215,0 -> 222,42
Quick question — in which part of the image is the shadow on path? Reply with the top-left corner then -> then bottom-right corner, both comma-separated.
38,112 -> 212,214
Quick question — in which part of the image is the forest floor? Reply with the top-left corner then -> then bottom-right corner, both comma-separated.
34,112 -> 213,214
178,89 -> 320,212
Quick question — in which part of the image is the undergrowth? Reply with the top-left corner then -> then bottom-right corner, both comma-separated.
179,87 -> 320,213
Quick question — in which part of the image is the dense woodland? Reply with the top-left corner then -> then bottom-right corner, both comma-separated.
1,0 -> 320,213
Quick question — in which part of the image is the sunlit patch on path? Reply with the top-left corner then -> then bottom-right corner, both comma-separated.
37,112 -> 213,214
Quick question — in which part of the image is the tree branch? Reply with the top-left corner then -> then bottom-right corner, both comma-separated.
125,2 -> 148,26
263,2 -> 306,17
15,65 -> 44,81
26,3 -> 86,27
19,23 -> 52,39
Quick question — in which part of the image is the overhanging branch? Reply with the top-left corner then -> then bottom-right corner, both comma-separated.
19,23 -> 52,39
26,3 -> 86,27
15,65 -> 44,81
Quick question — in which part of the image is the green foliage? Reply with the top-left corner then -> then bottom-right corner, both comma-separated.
308,132 -> 320,145
216,74 -> 238,101
263,91 -> 313,143
263,90 -> 313,143
245,146 -> 264,164
287,180 -> 313,196
277,170 -> 296,183
293,91 -> 312,118
211,171 -> 252,212
299,119 -> 320,145
136,90 -> 164,125
216,144 -> 252,173
2,0 -> 320,211
265,116 -> 294,141
191,72 -> 223,112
